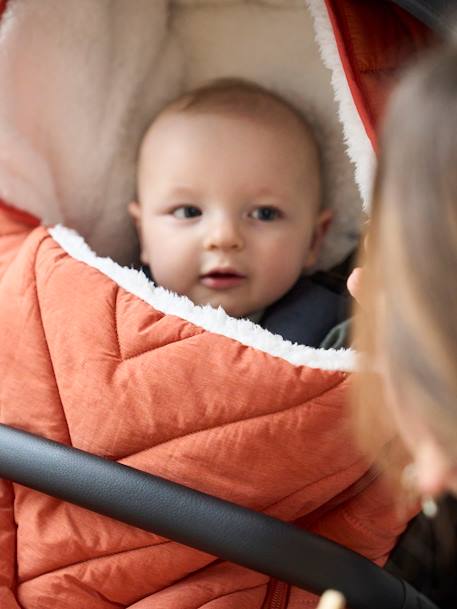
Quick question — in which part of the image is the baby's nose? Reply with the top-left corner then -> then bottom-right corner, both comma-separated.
204,218 -> 244,251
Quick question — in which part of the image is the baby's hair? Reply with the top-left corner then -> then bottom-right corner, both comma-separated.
163,77 -> 312,131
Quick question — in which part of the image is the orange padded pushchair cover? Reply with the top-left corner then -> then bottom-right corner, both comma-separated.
0,2 -> 431,608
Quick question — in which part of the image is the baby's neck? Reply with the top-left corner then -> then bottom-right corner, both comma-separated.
245,310 -> 264,323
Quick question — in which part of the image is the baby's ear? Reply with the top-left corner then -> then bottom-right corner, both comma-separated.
128,202 -> 148,264
303,208 -> 333,270
128,201 -> 141,227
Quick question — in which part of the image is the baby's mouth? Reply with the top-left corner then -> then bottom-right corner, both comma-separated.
200,268 -> 246,290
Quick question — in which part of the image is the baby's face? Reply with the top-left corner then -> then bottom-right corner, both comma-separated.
132,111 -> 327,318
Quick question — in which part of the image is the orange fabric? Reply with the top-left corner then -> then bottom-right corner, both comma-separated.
0,200 -> 40,281
325,0 -> 433,149
0,204 -> 414,608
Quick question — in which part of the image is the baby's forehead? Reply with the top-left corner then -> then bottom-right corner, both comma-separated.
141,104 -> 319,172
138,105 -> 321,217
139,109 -> 319,197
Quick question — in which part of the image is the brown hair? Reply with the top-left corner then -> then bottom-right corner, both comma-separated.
353,45 -> 457,462
159,77 -> 317,143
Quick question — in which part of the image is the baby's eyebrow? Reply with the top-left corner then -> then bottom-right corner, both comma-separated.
249,187 -> 286,201
166,186 -> 198,200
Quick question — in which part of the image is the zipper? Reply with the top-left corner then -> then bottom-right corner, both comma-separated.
262,467 -> 380,609
264,578 -> 290,609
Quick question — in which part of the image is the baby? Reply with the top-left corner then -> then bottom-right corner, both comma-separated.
130,79 -> 346,344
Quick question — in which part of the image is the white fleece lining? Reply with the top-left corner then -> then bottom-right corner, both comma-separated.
49,225 -> 355,372
306,0 -> 376,208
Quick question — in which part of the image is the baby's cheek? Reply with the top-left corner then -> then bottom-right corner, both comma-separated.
151,253 -> 195,295
262,248 -> 303,291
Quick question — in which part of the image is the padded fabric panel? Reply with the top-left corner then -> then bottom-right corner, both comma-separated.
325,0 -> 433,147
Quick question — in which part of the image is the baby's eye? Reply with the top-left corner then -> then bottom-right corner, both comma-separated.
172,205 -> 202,219
250,206 -> 282,221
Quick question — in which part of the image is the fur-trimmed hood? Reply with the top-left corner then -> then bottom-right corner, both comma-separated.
0,0 -> 370,270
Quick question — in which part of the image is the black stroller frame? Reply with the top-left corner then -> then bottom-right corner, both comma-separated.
0,424 -> 438,609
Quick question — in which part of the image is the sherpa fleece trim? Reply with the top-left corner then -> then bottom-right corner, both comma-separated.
306,0 -> 376,208
49,224 -> 356,372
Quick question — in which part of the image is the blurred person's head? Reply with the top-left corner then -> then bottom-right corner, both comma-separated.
129,78 -> 331,318
354,45 -> 457,500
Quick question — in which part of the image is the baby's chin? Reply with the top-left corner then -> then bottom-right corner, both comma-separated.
207,301 -> 254,319
155,281 -> 255,318
194,294 -> 258,320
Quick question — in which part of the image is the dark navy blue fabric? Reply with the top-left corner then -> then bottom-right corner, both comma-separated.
259,276 -> 349,347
